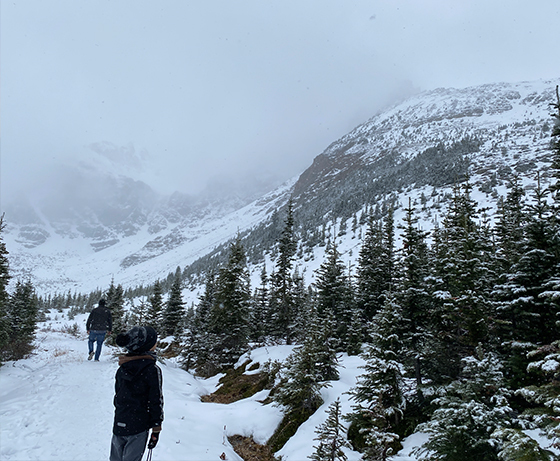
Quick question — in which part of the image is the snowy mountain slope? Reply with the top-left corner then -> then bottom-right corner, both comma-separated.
2,178 -> 295,294
2,78 -> 559,295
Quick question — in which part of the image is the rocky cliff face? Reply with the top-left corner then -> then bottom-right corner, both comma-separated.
291,80 -> 557,213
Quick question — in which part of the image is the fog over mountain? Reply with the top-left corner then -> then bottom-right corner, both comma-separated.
2,78 -> 558,295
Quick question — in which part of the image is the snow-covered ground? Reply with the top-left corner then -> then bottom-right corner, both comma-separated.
3,311 -> 557,460
0,311 -> 432,461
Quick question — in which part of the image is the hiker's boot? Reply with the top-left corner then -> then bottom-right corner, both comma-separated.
88,351 -> 94,361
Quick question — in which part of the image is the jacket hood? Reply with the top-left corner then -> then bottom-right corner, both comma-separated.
118,353 -> 156,381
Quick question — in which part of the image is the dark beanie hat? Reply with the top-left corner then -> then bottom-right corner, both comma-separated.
116,326 -> 158,353
98,298 -> 106,308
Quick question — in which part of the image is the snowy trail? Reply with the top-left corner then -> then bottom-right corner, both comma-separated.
0,333 -> 115,460
1,314 -> 437,461
0,315 -> 290,461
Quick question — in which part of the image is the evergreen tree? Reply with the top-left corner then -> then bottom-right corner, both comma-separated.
346,305 -> 363,356
356,209 -> 395,323
269,199 -> 298,343
309,398 -> 350,461
291,267 -> 311,343
106,280 -> 125,344
549,85 -> 560,203
492,428 -> 556,461
397,199 -> 431,392
251,265 -> 269,342
503,177 -> 559,345
181,272 -> 219,375
415,350 -> 512,461
0,215 -> 11,357
208,236 -> 251,368
427,181 -> 496,381
314,240 -> 353,352
163,267 -> 185,337
346,293 -> 406,461
3,279 -> 39,360
129,296 -> 149,326
145,279 -> 164,331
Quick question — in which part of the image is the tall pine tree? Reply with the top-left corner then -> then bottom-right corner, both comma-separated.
208,236 -> 251,368
269,199 -> 298,343
163,267 -> 185,337
0,215 -> 11,359
314,240 -> 353,352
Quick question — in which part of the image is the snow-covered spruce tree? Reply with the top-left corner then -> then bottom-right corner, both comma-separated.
314,239 -> 354,352
356,209 -> 395,323
128,296 -> 149,326
542,86 -> 560,336
309,398 -> 351,461
271,308 -> 339,451
208,236 -> 251,369
396,199 -> 432,393
491,428 -> 556,461
251,265 -> 269,343
163,267 -> 185,337
0,215 -> 11,359
269,198 -> 298,344
145,279 -> 164,331
516,341 -> 560,451
2,279 -> 39,360
106,279 -> 125,345
346,305 -> 363,356
549,85 -> 560,203
502,177 -> 559,346
415,349 -> 513,461
290,267 -> 312,343
346,293 -> 406,460
181,272 -> 220,375
426,180 -> 497,382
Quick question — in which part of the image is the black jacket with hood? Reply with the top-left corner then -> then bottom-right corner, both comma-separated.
112,353 -> 164,436
86,306 -> 113,332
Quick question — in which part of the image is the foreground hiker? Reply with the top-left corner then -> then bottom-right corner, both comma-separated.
111,326 -> 163,461
86,298 -> 112,361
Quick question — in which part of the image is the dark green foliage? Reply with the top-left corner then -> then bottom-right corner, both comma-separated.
415,350 -> 512,461
346,293 -> 406,460
396,199 -> 431,392
2,279 -> 39,360
315,240 -> 354,351
268,199 -> 298,344
0,215 -> 11,357
163,267 -> 185,337
145,279 -> 164,331
208,236 -> 251,368
356,208 -> 396,327
106,280 -> 125,345
427,181 -> 497,382
309,399 -> 350,461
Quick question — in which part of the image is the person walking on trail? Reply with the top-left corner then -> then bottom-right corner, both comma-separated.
86,298 -> 112,361
111,325 -> 163,461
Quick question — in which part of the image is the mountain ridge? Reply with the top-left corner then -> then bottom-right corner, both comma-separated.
2,78 -> 559,294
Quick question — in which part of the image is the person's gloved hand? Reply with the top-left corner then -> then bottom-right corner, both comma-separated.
148,429 -> 160,449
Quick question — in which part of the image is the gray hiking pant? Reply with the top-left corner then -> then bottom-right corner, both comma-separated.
110,431 -> 149,461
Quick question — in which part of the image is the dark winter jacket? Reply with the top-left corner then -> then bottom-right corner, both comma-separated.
86,306 -> 113,332
113,353 -> 164,436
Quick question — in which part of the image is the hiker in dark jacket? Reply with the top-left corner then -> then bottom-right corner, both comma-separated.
86,298 -> 112,361
111,326 -> 163,461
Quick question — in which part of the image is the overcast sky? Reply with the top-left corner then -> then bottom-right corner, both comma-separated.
1,0 -> 559,201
